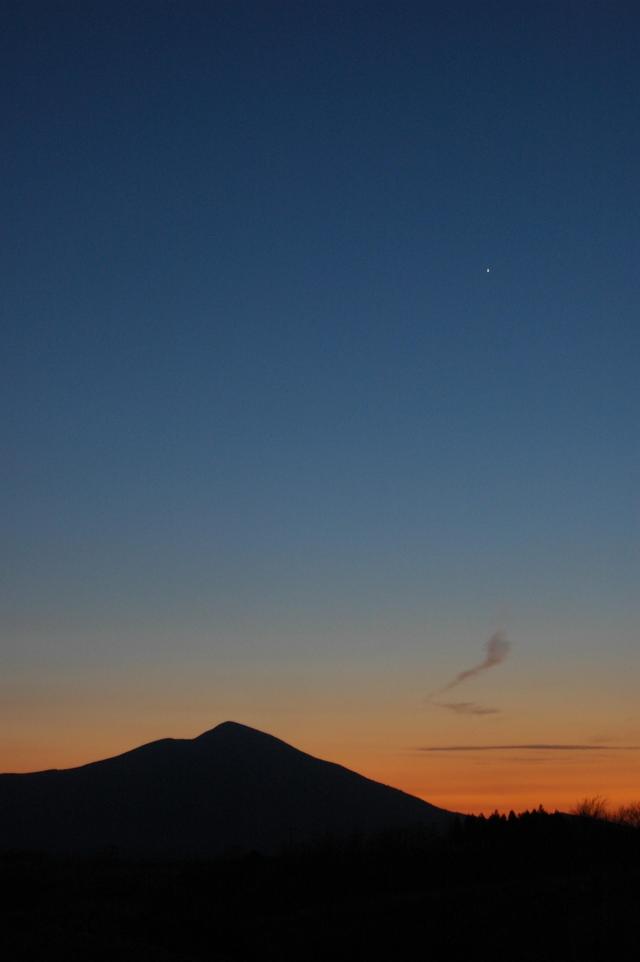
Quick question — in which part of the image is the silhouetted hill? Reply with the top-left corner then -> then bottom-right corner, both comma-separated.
0,722 -> 457,856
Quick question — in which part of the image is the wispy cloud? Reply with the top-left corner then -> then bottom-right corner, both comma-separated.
417,744 -> 640,752
427,631 -> 511,716
438,631 -> 511,694
432,701 -> 500,716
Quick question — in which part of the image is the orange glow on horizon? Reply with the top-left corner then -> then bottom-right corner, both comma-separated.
3,722 -> 639,818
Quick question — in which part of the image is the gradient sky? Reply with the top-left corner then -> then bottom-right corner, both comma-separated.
2,1 -> 639,813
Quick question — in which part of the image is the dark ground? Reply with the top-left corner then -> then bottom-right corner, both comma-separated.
3,811 -> 640,962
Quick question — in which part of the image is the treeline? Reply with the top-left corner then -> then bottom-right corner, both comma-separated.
276,802 -> 640,886
442,803 -> 640,881
570,796 -> 640,826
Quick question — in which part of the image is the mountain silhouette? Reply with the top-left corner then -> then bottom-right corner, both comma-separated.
0,722 -> 458,855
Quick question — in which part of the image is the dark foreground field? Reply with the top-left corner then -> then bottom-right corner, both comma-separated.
3,810 -> 640,962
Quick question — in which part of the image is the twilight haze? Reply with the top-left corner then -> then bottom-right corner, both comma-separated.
2,1 -> 638,814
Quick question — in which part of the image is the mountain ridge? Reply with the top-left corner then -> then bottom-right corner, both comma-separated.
0,721 -> 459,855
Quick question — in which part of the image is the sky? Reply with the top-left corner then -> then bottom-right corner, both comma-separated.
2,0 -> 639,813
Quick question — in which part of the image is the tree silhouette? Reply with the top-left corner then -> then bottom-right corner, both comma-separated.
570,795 -> 609,819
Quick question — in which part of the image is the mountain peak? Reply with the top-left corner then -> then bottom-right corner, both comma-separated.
0,721 -> 459,856
194,721 -> 271,740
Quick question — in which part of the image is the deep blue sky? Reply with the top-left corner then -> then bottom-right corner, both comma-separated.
2,2 -> 638,799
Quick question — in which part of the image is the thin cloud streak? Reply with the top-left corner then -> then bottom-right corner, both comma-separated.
433,701 -> 500,716
438,631 -> 511,694
417,744 -> 640,752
